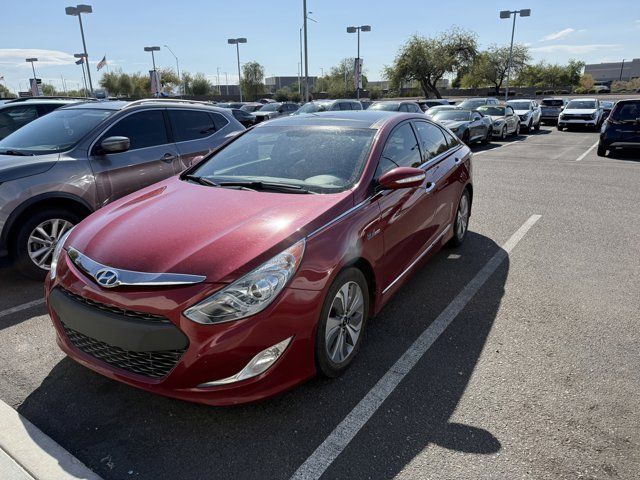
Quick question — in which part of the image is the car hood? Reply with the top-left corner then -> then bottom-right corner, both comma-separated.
67,176 -> 351,283
513,110 -> 531,115
252,111 -> 277,117
486,115 -> 505,123
0,152 -> 59,183
439,120 -> 467,129
563,109 -> 597,115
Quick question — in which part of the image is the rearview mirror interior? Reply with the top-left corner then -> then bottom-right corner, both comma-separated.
378,167 -> 426,190
100,136 -> 130,154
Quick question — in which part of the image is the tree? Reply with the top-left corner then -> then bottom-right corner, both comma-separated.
191,73 -> 212,95
384,28 -> 477,98
240,61 -> 265,100
41,83 -> 58,95
515,59 -> 585,89
461,43 -> 530,94
578,73 -> 595,92
0,84 -> 15,99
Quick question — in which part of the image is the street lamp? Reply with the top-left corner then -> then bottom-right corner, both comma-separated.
619,59 -> 626,81
65,4 -> 94,96
499,8 -> 531,102
144,46 -> 160,71
164,45 -> 181,97
73,53 -> 89,96
346,25 -> 371,100
25,58 -> 38,96
227,38 -> 247,102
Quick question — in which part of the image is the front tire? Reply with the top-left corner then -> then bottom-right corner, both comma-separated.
514,122 -> 521,136
481,127 -> 491,144
448,189 -> 471,247
500,126 -> 507,140
315,268 -> 370,378
13,209 -> 81,280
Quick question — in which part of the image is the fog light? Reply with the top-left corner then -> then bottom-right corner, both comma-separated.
197,337 -> 293,387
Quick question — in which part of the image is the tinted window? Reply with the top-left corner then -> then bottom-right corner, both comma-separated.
433,111 -> 472,121
458,99 -> 487,110
3,105 -> 38,127
377,123 -> 421,176
168,110 -> 216,142
399,104 -> 409,112
103,110 -> 168,150
611,102 -> 640,121
414,121 -> 449,161
408,104 -> 421,113
351,102 -> 362,110
441,128 -> 460,149
0,108 -> 114,154
478,106 -> 505,116
210,112 -> 229,130
37,104 -> 64,115
193,126 -> 376,193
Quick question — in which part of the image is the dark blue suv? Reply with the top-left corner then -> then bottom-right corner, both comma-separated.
598,100 -> 640,157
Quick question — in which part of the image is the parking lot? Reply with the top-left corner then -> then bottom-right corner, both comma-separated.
1,124 -> 639,479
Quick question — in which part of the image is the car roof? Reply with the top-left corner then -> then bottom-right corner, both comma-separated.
61,100 -> 232,112
2,98 -> 85,107
256,110 -> 413,129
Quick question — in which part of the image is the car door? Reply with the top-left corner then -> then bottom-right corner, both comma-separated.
375,122 -> 440,291
168,109 -> 230,170
89,109 -> 179,205
505,106 -> 517,132
470,112 -> 484,139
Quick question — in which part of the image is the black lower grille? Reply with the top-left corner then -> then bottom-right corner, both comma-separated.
61,323 -> 185,378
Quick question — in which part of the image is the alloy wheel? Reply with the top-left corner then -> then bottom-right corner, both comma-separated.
27,219 -> 74,270
456,194 -> 470,239
325,281 -> 364,364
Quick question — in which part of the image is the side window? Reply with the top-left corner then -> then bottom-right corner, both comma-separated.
413,121 -> 449,162
440,127 -> 461,149
352,102 -> 362,110
4,105 -> 38,127
399,104 -> 409,112
472,113 -> 481,121
37,104 -> 62,115
210,112 -> 229,130
338,102 -> 349,110
168,110 -> 216,142
376,123 -> 422,177
409,104 -> 420,113
506,106 -> 514,116
101,110 -> 168,151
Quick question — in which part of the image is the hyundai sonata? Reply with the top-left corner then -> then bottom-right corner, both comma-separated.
45,111 -> 473,405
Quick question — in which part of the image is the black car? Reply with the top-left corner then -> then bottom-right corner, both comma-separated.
601,100 -> 615,120
431,109 -> 493,144
231,108 -> 257,127
598,99 -> 640,157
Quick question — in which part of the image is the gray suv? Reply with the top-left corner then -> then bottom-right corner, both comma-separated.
0,99 -> 244,278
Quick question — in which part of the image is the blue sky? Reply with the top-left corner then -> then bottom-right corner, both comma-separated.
1,0 -> 639,93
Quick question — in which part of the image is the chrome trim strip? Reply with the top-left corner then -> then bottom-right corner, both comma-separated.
382,224 -> 452,295
67,247 -> 206,288
307,197 -> 373,239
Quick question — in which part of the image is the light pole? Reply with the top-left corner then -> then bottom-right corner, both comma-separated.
73,53 -> 89,96
227,38 -> 247,102
164,45 -> 181,97
619,59 -> 626,81
144,46 -> 160,71
216,67 -> 221,95
346,25 -> 371,100
25,58 -> 38,96
500,8 -> 531,102
224,72 -> 229,96
65,4 -> 94,96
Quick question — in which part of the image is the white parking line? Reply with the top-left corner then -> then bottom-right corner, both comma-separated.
0,299 -> 45,319
290,214 -> 542,480
474,139 -> 522,155
575,140 -> 599,161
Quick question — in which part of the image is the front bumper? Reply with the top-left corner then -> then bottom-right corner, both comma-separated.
45,252 -> 322,406
558,118 -> 597,127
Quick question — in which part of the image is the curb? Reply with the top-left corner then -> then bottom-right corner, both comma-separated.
0,400 -> 102,480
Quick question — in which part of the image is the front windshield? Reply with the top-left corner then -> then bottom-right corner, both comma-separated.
541,99 -> 564,107
369,102 -> 400,111
601,101 -> 614,108
566,100 -> 596,109
433,111 -> 472,121
427,106 -> 454,114
459,99 -> 486,109
258,103 -> 281,112
507,101 -> 531,111
477,106 -> 505,116
0,108 -> 114,154
192,126 -> 376,193
295,102 -> 331,114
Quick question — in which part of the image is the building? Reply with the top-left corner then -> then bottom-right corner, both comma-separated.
584,58 -> 640,84
264,76 -> 317,93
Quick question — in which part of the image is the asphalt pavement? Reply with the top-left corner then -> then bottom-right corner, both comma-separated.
0,125 -> 638,480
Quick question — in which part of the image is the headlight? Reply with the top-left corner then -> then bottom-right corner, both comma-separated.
591,112 -> 598,119
50,228 -> 74,280
184,239 -> 306,324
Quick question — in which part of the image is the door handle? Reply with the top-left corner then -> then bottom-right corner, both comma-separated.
425,181 -> 436,193
161,153 -> 178,163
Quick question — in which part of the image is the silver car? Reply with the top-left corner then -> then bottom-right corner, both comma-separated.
0,99 -> 244,278
477,105 -> 521,140
507,99 -> 542,132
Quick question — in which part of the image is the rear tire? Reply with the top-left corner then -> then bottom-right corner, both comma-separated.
448,189 -> 471,247
13,208 -> 81,280
462,130 -> 471,145
557,125 -> 564,131
481,128 -> 491,144
315,268 -> 370,378
597,144 -> 607,157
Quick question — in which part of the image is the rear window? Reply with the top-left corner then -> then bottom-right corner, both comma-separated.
610,102 -> 640,121
541,100 -> 564,107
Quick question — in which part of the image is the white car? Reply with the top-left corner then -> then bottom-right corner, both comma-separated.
477,104 -> 521,140
557,99 -> 603,131
506,99 -> 542,132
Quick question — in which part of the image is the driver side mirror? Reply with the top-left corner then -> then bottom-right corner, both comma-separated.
378,167 -> 426,190
100,136 -> 130,154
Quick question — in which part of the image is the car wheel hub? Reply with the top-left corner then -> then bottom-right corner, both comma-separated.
325,281 -> 364,364
27,219 -> 74,270
457,195 -> 469,238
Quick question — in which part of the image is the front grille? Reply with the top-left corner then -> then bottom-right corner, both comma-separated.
563,114 -> 594,121
61,322 -> 185,378
60,288 -> 169,323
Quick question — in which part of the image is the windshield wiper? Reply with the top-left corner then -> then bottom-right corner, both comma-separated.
182,174 -> 220,187
218,180 -> 316,194
0,149 -> 34,156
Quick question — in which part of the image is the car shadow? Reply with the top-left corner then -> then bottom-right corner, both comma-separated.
605,149 -> 640,162
17,231 -> 507,480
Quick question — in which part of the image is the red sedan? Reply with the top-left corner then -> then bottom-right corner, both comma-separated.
45,111 -> 473,406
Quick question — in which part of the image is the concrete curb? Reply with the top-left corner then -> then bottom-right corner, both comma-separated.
0,400 -> 102,480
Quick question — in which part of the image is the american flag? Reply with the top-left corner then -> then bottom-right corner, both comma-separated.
96,55 -> 107,71
75,58 -> 84,65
